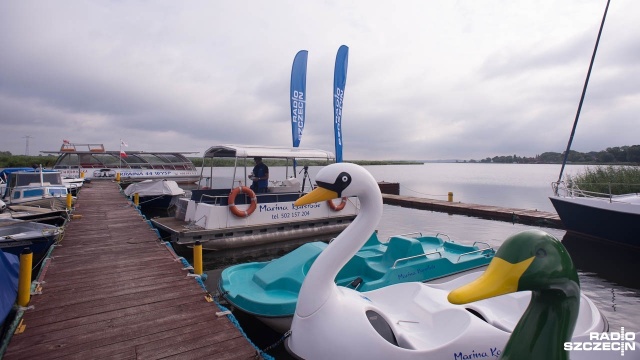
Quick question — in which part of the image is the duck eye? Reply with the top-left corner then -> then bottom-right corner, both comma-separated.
536,248 -> 547,258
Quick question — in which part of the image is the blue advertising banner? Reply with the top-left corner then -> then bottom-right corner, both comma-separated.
333,45 -> 348,163
291,50 -> 308,148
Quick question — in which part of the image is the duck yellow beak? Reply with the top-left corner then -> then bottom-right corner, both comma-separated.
448,256 -> 534,304
295,187 -> 339,206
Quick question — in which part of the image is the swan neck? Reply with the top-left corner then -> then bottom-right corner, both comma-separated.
296,189 -> 383,317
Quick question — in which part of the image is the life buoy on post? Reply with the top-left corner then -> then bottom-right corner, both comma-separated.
327,197 -> 347,211
228,186 -> 257,217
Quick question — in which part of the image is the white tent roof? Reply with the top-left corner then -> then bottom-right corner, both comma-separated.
202,144 -> 335,160
123,180 -> 185,197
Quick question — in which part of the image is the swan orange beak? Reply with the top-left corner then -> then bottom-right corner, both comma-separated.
448,256 -> 534,304
295,187 -> 339,206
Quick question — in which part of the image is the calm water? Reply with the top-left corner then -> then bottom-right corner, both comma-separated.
201,163 -> 640,358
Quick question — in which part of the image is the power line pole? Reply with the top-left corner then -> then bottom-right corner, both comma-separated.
23,135 -> 33,156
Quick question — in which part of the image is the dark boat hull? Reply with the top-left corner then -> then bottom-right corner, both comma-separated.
549,196 -> 639,248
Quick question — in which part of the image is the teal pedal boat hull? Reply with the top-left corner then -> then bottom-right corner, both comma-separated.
218,232 -> 495,332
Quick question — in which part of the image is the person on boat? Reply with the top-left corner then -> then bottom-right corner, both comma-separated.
249,157 -> 269,193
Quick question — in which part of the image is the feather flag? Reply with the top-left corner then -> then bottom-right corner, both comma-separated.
333,45 -> 349,163
291,50 -> 308,148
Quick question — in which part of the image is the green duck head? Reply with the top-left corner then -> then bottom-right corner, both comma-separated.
448,229 -> 578,302
448,229 -> 580,360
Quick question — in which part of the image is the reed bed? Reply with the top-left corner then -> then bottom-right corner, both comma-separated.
566,165 -> 640,195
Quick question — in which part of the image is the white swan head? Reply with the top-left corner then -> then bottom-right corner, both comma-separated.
293,162 -> 383,316
295,162 -> 380,205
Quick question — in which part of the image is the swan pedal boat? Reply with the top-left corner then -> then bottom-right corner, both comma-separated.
218,231 -> 496,332
285,163 -> 610,360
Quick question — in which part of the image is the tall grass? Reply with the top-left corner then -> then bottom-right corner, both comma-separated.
566,165 -> 640,195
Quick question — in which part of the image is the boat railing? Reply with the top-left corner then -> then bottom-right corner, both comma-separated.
195,191 -> 303,205
456,247 -> 496,263
391,250 -> 443,269
472,241 -> 492,249
552,181 -> 640,204
435,232 -> 451,241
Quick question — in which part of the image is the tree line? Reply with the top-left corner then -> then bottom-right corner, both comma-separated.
468,145 -> 640,165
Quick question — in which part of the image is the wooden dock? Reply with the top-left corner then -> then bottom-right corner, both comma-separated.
382,194 -> 563,229
3,181 -> 261,360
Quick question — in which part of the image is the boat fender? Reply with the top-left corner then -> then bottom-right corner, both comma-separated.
327,197 -> 347,211
228,186 -> 257,217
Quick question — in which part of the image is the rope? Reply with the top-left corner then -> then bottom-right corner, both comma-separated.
400,184 -> 448,198
260,330 -> 292,354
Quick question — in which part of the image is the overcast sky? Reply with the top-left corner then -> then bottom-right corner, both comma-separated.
1,1 -> 637,161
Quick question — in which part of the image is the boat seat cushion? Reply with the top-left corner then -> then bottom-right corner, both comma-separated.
364,236 -> 425,277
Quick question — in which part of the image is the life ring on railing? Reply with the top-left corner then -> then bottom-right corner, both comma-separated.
327,197 -> 347,211
228,186 -> 257,217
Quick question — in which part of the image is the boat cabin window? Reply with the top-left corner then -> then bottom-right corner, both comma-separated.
55,153 -> 80,168
18,189 -> 45,198
48,188 -> 67,196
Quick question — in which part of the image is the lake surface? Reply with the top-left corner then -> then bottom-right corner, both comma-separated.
200,163 -> 639,359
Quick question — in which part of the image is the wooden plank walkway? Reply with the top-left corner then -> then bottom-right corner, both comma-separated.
3,181 -> 261,360
382,194 -> 563,229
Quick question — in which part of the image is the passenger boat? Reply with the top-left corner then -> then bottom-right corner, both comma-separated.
0,167 -> 72,209
550,181 -> 640,248
285,162 -> 607,360
150,144 -> 358,252
0,219 -> 61,257
40,142 -> 200,184
218,231 -> 495,333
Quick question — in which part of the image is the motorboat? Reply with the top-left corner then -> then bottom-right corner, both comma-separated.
285,163 -> 607,360
151,144 -> 358,252
218,231 -> 495,333
550,181 -> 640,247
40,142 -> 200,184
0,167 -> 73,209
0,204 -> 69,226
0,219 -> 61,257
123,179 -> 186,213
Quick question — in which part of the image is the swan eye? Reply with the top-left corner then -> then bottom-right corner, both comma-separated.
535,248 -> 547,258
341,175 -> 349,183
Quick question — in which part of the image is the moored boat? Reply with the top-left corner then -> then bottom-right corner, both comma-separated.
123,179 -> 186,214
218,231 -> 495,333
1,250 -> 19,332
150,144 -> 358,253
0,204 -> 69,226
40,142 -> 200,184
0,219 -> 61,257
0,167 -> 72,209
550,181 -> 640,248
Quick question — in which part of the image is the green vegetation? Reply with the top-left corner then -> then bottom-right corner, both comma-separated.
0,152 -> 59,168
189,158 -> 421,167
0,151 -> 422,168
566,165 -> 640,195
469,145 -> 640,165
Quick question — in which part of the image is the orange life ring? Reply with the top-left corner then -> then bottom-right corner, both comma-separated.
327,197 -> 347,211
228,186 -> 257,217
